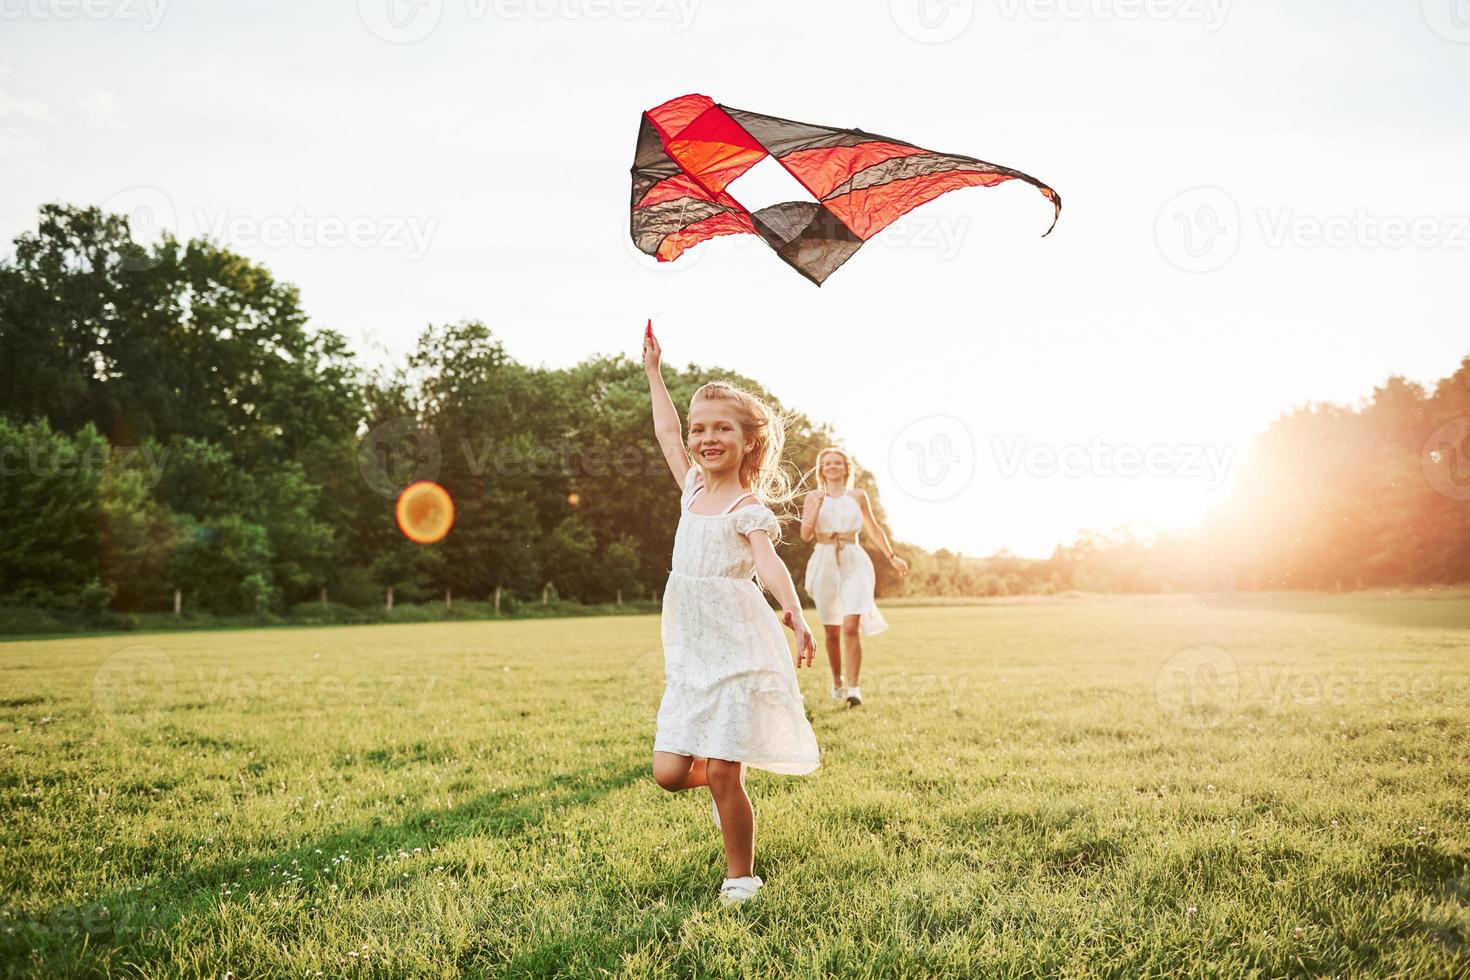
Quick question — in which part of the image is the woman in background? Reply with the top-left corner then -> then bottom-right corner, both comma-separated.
800,447 -> 909,707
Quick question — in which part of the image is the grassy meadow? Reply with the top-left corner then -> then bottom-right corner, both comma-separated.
2,593 -> 1468,978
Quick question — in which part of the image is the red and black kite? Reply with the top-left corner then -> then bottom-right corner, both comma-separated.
630,93 -> 1061,286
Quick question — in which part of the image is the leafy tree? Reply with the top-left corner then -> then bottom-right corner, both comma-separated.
168,514 -> 276,614
0,205 -> 362,473
407,321 -> 564,599
0,419 -> 106,605
603,534 -> 645,601
536,516 -> 601,602
98,452 -> 181,611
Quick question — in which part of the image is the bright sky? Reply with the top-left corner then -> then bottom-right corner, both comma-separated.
4,0 -> 1467,557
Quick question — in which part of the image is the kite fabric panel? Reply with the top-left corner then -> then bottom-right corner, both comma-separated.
629,93 -> 1062,286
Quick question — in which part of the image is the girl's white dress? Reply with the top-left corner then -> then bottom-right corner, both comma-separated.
654,467 -> 820,776
803,491 -> 889,635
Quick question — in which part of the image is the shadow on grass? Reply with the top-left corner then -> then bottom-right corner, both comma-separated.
13,762 -> 648,970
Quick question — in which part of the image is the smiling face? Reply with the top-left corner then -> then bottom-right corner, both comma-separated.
819,450 -> 849,487
687,396 -> 751,477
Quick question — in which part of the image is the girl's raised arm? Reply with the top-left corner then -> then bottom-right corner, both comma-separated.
643,320 -> 690,488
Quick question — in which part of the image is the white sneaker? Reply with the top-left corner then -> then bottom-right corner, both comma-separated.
830,684 -> 845,702
710,765 -> 748,831
846,686 -> 862,707
719,874 -> 764,905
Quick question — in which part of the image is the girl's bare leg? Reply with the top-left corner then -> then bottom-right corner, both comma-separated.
652,752 -> 709,792
824,625 -> 843,687
706,759 -> 754,878
842,614 -> 863,687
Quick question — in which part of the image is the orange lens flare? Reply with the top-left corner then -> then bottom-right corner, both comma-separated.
395,481 -> 455,544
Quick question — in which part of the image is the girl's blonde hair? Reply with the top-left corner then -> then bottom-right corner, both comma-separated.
688,380 -> 798,508
812,446 -> 855,490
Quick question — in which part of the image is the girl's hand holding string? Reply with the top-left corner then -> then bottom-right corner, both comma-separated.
782,609 -> 816,668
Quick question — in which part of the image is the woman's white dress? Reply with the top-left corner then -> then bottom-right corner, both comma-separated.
653,467 -> 820,776
803,491 -> 889,635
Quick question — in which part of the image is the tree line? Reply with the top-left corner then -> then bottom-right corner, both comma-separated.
875,363 -> 1470,597
1,204 -> 1466,626
0,205 -> 880,620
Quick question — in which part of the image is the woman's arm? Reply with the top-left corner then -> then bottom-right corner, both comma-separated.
856,489 -> 910,575
749,531 -> 815,667
642,321 -> 690,489
799,490 -> 825,542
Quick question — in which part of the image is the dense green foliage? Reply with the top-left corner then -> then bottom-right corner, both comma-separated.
0,206 -> 852,618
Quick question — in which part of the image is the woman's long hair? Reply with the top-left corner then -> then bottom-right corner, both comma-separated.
688,380 -> 799,509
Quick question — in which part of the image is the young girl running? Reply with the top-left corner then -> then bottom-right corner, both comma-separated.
642,320 -> 820,906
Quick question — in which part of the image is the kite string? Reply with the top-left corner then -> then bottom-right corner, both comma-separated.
648,269 -> 788,323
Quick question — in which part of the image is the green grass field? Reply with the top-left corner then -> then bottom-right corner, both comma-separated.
3,593 -> 1468,978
